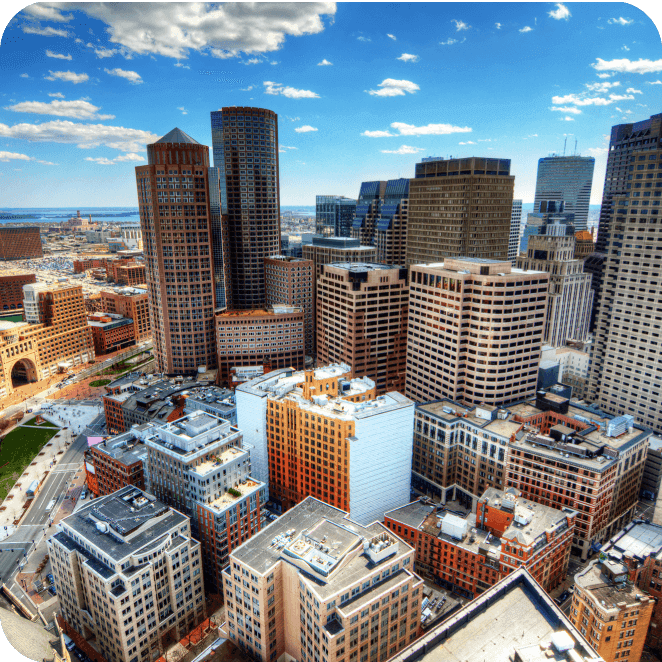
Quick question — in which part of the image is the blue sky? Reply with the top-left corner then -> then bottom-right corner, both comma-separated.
1,1 -> 661,207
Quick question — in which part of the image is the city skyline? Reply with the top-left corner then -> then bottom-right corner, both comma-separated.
0,2 -> 661,207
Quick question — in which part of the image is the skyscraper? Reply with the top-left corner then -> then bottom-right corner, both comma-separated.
406,157 -> 514,266
210,107 -> 280,309
508,198 -> 523,263
136,128 -> 218,373
350,180 -> 386,246
375,178 -> 410,265
315,195 -> 356,237
533,155 -> 595,232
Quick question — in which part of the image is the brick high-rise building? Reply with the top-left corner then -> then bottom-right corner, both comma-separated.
589,142 -> 662,433
210,107 -> 280,309
0,226 -> 42,260
135,128 -> 218,373
235,365 -> 414,524
224,497 -> 423,662
406,157 -> 514,266
517,232 -> 593,347
574,231 -> 595,260
0,272 -> 35,310
48,486 -> 206,662
316,263 -> 409,393
405,258 -> 549,406
385,488 -> 576,598
265,256 -> 314,356
375,178 -> 410,266
101,287 -> 150,341
0,282 -> 94,398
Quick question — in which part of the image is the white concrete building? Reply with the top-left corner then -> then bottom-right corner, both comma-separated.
508,198 -> 523,264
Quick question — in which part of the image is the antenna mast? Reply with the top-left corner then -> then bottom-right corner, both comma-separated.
563,137 -> 567,156
575,139 -> 578,155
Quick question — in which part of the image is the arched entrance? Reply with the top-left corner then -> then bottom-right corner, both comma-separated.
11,358 -> 38,388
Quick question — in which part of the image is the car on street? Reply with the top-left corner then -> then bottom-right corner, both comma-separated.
555,590 -> 571,605
80,490 -> 87,500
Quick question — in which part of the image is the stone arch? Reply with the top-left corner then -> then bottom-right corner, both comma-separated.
10,358 -> 38,387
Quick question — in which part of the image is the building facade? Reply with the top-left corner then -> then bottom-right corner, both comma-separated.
0,226 -> 42,260
588,144 -> 662,433
405,258 -> 549,407
224,496 -> 423,662
517,233 -> 593,346
375,179 -> 410,266
215,306 -> 305,386
316,195 -> 357,237
101,288 -> 151,341
385,487 -> 576,598
48,486 -> 206,662
210,107 -> 280,309
508,199 -> 523,263
135,127 -> 217,373
0,283 -> 94,398
316,263 -> 408,393
303,237 -> 377,280
0,272 -> 35,310
88,312 -> 135,355
533,156 -> 595,232
350,180 -> 386,247
264,256 -> 314,357
406,157 -> 514,266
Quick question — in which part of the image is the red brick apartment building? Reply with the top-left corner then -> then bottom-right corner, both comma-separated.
73,258 -> 108,273
101,288 -> 150,340
84,433 -> 146,497
0,227 -> 42,260
88,312 -> 135,354
0,273 -> 35,310
385,487 -> 575,599
107,260 -> 146,286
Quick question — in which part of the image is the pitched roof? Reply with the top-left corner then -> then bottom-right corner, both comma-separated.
155,127 -> 201,145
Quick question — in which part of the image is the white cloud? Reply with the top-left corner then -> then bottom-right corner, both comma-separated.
240,85 -> 255,91
284,116 -> 301,122
85,157 -> 116,165
0,119 -> 159,153
622,45 -> 630,51
561,116 -> 575,121
495,22 -> 502,29
46,49 -> 72,60
366,78 -> 419,97
243,57 -> 262,65
45,70 -> 89,84
587,147 -> 608,156
458,141 -> 476,145
174,62 -> 190,69
647,80 -> 662,85
294,125 -> 317,133
551,106 -> 582,114
278,145 -> 297,153
20,73 -> 30,78
94,47 -> 118,58
519,26 -> 533,33
22,25 -> 70,37
387,34 -> 396,40
177,107 -> 188,115
592,58 -> 662,74
397,53 -> 419,63
452,19 -> 471,31
596,72 -> 615,78
362,130 -> 396,137
626,87 -> 642,94
548,3 -> 571,20
357,36 -> 371,42
104,67 -> 143,84
5,99 -> 115,120
114,153 -> 146,162
0,151 -> 33,162
391,121 -> 471,136
440,38 -> 464,46
585,81 -> 620,92
526,133 -> 538,138
48,92 -> 65,98
551,92 -> 634,106
608,17 -> 633,25
477,138 -> 492,142
264,81 -> 319,98
57,3 -> 336,60
22,4 -> 73,22
317,59 -> 332,66
381,145 -> 425,154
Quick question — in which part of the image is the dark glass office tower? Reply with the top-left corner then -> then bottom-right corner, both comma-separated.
210,107 -> 280,309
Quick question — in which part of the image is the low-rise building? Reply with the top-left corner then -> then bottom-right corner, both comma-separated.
224,496 -> 424,662
570,557 -> 653,662
389,567 -> 603,662
642,436 -> 662,500
0,226 -> 42,260
101,288 -> 150,341
385,487 -> 575,599
48,486 -> 206,662
88,312 -> 135,355
0,272 -> 36,310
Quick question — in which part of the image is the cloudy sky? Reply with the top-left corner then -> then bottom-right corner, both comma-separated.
1,1 -> 661,207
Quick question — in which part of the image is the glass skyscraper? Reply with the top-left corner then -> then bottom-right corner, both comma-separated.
533,155 -> 595,232
315,195 -> 357,237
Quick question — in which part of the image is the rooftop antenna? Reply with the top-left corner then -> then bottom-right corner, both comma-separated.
563,137 -> 567,156
575,138 -> 578,155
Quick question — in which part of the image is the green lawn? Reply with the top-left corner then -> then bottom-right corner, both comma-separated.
22,416 -> 59,429
0,424 -> 59,501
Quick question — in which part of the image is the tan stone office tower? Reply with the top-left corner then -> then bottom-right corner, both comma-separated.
135,128 -> 218,373
406,157 -> 514,266
405,257 -> 549,406
316,263 -> 409,392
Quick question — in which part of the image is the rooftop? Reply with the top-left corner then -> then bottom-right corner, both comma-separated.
601,520 -> 662,563
389,568 -> 602,662
155,127 -> 202,145
575,559 -> 649,610
216,306 -> 302,319
203,478 -> 264,511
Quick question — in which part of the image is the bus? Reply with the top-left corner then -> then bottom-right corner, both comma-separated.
45,499 -> 56,513
26,480 -> 39,498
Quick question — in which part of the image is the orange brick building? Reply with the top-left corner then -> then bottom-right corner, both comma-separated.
101,288 -> 150,341
0,226 -> 42,260
0,272 -> 35,310
84,433 -> 147,497
108,261 -> 146,286
385,487 -> 576,599
73,258 -> 108,273
88,312 -> 135,354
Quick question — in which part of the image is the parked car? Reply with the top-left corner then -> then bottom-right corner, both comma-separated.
80,490 -> 87,500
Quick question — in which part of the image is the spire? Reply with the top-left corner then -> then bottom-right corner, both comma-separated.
155,128 -> 201,145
